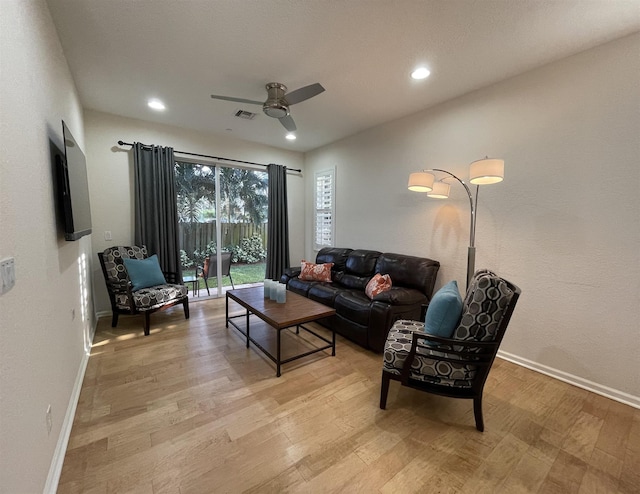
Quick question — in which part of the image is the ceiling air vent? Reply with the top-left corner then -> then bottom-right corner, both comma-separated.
234,109 -> 257,120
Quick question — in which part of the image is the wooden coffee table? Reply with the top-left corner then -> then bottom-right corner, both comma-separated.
225,286 -> 336,376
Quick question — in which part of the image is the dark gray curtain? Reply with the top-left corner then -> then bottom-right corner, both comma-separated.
133,143 -> 182,280
265,163 -> 290,280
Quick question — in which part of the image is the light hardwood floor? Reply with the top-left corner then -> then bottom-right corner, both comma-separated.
58,297 -> 640,493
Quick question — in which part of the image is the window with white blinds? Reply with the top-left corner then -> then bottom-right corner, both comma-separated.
314,168 -> 335,250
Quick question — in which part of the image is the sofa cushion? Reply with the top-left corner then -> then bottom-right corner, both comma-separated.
424,280 -> 463,340
331,249 -> 381,290
345,249 -> 381,277
333,272 -> 370,290
308,283 -> 344,307
287,277 -> 317,296
372,287 -> 428,306
365,273 -> 392,299
334,291 -> 371,326
375,253 -> 440,296
316,247 -> 353,272
123,254 -> 167,291
300,260 -> 333,282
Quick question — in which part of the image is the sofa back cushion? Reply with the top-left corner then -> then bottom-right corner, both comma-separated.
375,252 -> 440,297
316,247 -> 353,273
334,249 -> 381,290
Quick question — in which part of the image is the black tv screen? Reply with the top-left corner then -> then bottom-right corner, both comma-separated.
56,120 -> 92,241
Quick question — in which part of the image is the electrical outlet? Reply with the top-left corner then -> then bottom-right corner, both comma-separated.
0,257 -> 16,295
46,405 -> 52,435
104,231 -> 112,241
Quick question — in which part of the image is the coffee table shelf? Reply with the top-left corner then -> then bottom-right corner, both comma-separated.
225,286 -> 336,376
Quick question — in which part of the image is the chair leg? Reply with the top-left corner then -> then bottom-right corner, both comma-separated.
111,312 -> 119,328
380,371 -> 391,409
229,274 -> 235,289
183,298 -> 190,319
143,312 -> 151,336
204,278 -> 210,296
473,396 -> 484,432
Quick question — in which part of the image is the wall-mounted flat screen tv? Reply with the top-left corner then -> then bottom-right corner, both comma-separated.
55,120 -> 92,241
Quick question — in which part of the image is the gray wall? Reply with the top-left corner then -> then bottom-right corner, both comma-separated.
0,1 -> 94,492
305,33 -> 640,402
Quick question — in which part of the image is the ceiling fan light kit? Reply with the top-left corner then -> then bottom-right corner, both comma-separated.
263,83 -> 289,118
211,81 -> 325,133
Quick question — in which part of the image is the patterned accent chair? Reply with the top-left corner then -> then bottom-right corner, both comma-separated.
98,246 -> 189,336
380,270 -> 521,431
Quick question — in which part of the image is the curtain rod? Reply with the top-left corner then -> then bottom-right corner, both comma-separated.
116,140 -> 302,173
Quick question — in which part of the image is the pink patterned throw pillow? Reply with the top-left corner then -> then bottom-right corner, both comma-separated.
299,260 -> 334,282
365,273 -> 392,299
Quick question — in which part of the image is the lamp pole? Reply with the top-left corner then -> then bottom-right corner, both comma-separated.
409,157 -> 503,291
428,169 -> 479,290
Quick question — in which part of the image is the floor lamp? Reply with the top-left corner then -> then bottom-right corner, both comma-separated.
408,157 -> 504,289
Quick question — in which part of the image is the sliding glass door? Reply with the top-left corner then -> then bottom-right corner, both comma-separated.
175,161 -> 268,298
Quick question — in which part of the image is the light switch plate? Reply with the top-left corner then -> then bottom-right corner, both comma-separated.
1,257 -> 16,295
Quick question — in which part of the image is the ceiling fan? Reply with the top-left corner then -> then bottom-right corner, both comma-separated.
210,82 -> 325,132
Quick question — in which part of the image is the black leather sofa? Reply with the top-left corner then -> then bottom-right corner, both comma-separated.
280,248 -> 440,352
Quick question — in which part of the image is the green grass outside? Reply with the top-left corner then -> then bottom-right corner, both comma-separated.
187,261 -> 266,290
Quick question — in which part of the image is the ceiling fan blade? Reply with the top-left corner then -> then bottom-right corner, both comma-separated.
279,114 -> 297,132
285,83 -> 325,105
210,94 -> 263,105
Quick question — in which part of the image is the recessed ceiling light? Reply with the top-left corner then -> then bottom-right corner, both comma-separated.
411,67 -> 431,80
285,133 -> 296,140
147,98 -> 166,111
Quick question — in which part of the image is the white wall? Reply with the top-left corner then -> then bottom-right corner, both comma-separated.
305,34 -> 640,403
84,110 -> 305,313
0,1 -> 95,492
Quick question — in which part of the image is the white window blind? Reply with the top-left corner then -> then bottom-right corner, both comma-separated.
314,168 -> 335,250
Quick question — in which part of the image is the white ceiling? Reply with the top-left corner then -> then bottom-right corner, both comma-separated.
47,0 -> 640,153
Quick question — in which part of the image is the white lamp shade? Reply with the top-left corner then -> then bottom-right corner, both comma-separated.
469,158 -> 504,185
408,172 -> 434,192
427,181 -> 450,198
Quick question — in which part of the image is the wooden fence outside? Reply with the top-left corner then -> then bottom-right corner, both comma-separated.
179,222 -> 267,258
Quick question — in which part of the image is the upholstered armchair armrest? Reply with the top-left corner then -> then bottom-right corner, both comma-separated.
399,332 -> 498,385
104,278 -> 136,312
107,278 -> 132,293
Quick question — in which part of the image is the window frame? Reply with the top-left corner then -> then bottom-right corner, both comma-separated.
313,167 -> 336,251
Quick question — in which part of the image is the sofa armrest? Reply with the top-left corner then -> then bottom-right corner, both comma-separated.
373,287 -> 426,306
280,266 -> 302,284
368,300 -> 424,352
285,266 -> 301,277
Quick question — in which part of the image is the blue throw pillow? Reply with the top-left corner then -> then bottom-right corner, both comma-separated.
424,280 -> 463,343
123,255 -> 167,291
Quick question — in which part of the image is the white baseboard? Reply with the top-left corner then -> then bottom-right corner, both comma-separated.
498,350 -> 640,409
43,321 -> 95,494
95,309 -> 110,319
